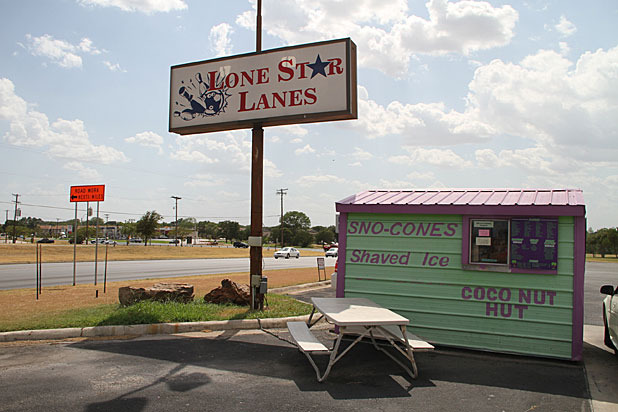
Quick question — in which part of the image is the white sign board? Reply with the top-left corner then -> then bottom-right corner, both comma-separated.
169,38 -> 357,135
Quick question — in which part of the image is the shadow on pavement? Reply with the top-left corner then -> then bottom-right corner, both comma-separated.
70,327 -> 590,405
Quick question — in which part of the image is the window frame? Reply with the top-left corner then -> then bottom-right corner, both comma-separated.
462,215 -> 558,274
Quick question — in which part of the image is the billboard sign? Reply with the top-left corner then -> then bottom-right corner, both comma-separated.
169,38 -> 357,135
70,185 -> 105,202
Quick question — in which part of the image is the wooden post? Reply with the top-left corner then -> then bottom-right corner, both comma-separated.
250,126 -> 264,310
250,0 -> 264,310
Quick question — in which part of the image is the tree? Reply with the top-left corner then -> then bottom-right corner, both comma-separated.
176,217 -> 197,240
586,227 -> 618,257
280,211 -> 311,246
314,225 -> 336,244
294,229 -> 313,248
282,211 -> 311,232
136,211 -> 162,246
69,227 -> 97,244
218,220 -> 241,242
120,221 -> 137,244
198,221 -> 219,239
240,225 -> 250,241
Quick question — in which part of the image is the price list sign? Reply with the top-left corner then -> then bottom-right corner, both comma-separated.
510,218 -> 558,271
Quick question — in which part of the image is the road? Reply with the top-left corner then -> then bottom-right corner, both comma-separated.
0,256 -> 334,290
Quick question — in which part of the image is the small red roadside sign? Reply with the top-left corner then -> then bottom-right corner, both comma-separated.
70,185 -> 105,202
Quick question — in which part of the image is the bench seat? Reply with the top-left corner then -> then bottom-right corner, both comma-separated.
287,321 -> 330,353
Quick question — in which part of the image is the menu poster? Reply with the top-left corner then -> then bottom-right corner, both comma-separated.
510,218 -> 558,271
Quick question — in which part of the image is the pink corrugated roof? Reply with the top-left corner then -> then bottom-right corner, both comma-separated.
337,189 -> 585,207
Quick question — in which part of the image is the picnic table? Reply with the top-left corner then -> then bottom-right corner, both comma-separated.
287,297 -> 433,382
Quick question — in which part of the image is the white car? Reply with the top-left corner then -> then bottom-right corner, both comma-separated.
274,247 -> 300,259
601,284 -> 618,354
325,247 -> 338,257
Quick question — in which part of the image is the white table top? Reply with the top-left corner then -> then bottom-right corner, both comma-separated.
311,297 -> 410,326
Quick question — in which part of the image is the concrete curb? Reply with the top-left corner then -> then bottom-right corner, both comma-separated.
0,315 -> 312,342
0,281 -> 331,343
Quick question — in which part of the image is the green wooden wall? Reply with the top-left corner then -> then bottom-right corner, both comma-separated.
343,213 -> 575,359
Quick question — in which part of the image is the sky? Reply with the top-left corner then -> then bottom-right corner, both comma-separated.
0,0 -> 616,230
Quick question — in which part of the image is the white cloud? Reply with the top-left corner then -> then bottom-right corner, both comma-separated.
77,0 -> 187,13
63,161 -> 100,180
351,85 -> 495,144
184,173 -> 228,187
103,61 -> 125,72
170,149 -> 217,164
0,78 -> 127,165
209,23 -> 233,57
558,41 -> 570,56
290,138 -> 303,144
125,131 -> 164,154
407,171 -> 436,181
298,174 -> 347,187
350,147 -> 373,161
467,46 -> 618,163
276,124 -> 309,137
237,0 -> 518,76
24,34 -> 102,68
294,144 -> 316,155
475,147 -> 557,175
389,147 -> 473,168
555,15 -> 577,37
170,130 -> 283,177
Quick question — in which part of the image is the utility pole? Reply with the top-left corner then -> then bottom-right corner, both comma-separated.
276,188 -> 287,248
12,194 -> 19,243
171,196 -> 181,247
104,213 -> 109,239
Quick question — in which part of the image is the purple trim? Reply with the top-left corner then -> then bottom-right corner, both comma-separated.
336,204 -> 585,217
571,216 -> 585,360
462,216 -> 471,266
336,213 -> 348,298
510,268 -> 557,275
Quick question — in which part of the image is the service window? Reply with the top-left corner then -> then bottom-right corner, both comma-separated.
469,219 -> 509,265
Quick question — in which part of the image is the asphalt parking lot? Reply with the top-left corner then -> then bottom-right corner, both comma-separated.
1,283 -> 616,412
0,327 -> 596,412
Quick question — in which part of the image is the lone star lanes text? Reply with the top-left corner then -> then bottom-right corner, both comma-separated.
200,56 -> 345,113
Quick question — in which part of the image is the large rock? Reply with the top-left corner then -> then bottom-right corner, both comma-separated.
118,282 -> 194,306
204,279 -> 251,306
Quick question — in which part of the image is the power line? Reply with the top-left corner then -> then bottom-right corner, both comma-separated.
0,199 -> 281,222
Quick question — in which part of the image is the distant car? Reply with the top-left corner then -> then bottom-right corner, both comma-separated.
104,240 -> 117,245
325,247 -> 338,257
233,241 -> 249,248
169,239 -> 180,244
601,284 -> 618,354
322,242 -> 338,251
37,238 -> 54,243
130,238 -> 142,243
274,247 -> 300,259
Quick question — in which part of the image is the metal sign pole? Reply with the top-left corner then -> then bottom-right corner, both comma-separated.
36,244 -> 38,299
94,201 -> 99,285
73,202 -> 77,286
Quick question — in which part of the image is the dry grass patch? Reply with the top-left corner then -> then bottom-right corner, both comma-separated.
0,244 -> 324,264
0,266 -> 333,332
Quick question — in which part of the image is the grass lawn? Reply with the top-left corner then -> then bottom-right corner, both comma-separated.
0,266 -> 330,332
